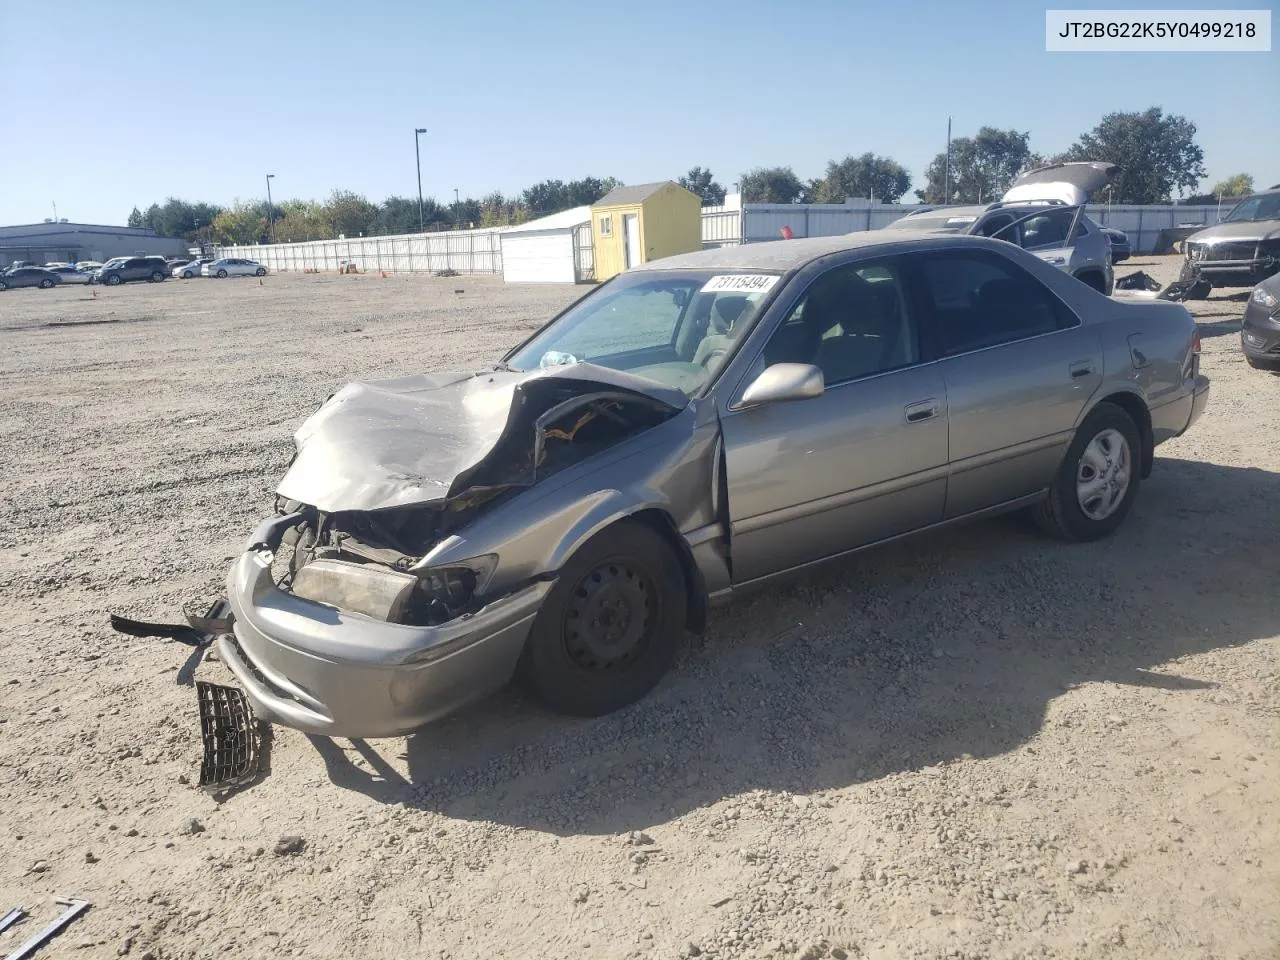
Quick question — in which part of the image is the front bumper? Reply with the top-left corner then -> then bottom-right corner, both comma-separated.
1186,255 -> 1278,285
1241,304 -> 1280,361
220,513 -> 552,737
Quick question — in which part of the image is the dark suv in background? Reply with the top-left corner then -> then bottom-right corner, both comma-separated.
96,256 -> 170,285
1183,186 -> 1280,290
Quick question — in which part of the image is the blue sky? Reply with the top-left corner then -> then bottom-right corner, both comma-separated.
1,0 -> 1276,225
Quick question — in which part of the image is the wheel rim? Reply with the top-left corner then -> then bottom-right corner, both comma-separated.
1076,428 -> 1131,521
563,559 -> 656,670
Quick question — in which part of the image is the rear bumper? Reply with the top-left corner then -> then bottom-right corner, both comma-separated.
220,513 -> 550,738
1185,374 -> 1210,432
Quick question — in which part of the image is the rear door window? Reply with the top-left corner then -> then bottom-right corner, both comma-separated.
1018,208 -> 1076,250
911,249 -> 1079,359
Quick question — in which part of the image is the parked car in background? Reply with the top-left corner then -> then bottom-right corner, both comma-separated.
89,257 -> 130,282
883,162 -> 1118,295
1183,187 -> 1280,290
96,256 -> 170,285
174,257 -> 214,279
42,261 -> 71,269
46,265 -> 92,284
166,258 -> 191,270
202,258 -> 267,278
217,231 -> 1209,737
1241,271 -> 1280,370
1101,227 -> 1131,263
0,266 -> 61,290
76,260 -> 103,272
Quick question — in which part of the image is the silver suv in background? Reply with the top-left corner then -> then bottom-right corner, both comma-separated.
884,162 -> 1117,295
1182,186 -> 1280,290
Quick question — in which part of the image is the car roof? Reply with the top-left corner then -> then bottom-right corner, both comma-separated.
630,231 -> 1019,273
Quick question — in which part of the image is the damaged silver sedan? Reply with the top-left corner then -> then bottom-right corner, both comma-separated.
220,233 -> 1209,737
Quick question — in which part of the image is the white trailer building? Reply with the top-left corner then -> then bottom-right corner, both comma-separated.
499,206 -> 594,284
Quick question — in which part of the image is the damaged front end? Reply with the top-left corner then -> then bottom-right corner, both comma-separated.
218,364 -> 687,737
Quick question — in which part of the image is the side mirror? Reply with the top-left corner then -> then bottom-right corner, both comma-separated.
739,363 -> 824,408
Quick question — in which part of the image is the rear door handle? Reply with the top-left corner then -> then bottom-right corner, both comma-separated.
1070,361 -> 1095,379
904,398 -> 940,423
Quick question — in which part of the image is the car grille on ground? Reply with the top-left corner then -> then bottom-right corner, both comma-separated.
196,680 -> 261,793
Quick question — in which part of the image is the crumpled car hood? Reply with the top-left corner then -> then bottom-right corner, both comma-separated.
1185,220 -> 1280,243
276,363 -> 688,513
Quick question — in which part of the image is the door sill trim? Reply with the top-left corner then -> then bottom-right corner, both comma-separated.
718,489 -> 1047,597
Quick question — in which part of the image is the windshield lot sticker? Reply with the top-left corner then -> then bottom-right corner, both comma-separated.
700,274 -> 780,295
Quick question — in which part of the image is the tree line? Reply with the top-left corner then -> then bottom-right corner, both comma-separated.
740,107 -> 1245,208
128,106 -> 1253,246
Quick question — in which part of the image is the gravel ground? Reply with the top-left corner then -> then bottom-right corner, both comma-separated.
1,259 -> 1276,960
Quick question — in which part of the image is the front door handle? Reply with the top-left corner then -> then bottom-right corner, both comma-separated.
1070,361 -> 1095,379
904,398 -> 940,423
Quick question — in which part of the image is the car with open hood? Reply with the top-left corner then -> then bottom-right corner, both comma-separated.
884,161 -> 1118,295
217,230 -> 1209,738
1182,186 -> 1280,290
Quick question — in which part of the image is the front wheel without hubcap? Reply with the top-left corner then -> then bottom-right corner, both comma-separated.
1032,402 -> 1141,541
518,520 -> 686,717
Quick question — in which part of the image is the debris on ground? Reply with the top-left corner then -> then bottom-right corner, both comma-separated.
196,681 -> 262,795
3,898 -> 91,960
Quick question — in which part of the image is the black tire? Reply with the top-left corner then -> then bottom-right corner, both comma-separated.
149,270 -> 164,282
517,519 -> 687,716
182,270 -> 194,279
216,269 -> 228,278
1075,271 -> 1106,294
106,273 -> 122,286
39,278 -> 54,288
0,280 -> 8,291
255,267 -> 266,277
1033,402 -> 1142,542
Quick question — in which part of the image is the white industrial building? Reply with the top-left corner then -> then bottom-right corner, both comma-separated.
499,206 -> 594,284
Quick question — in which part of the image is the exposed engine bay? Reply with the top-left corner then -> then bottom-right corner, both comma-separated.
268,370 -> 681,628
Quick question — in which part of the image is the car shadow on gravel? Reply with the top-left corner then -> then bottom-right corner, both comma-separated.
308,458 -> 1279,835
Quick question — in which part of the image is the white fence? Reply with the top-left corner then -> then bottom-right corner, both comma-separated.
728,201 -> 1223,254
216,202 -> 1225,275
216,226 -> 504,275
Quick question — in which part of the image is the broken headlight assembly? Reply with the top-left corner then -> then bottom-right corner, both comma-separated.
404,554 -> 499,625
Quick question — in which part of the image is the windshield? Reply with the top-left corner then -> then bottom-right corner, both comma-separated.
1223,194 -> 1280,223
504,269 -> 782,396
883,213 -> 977,233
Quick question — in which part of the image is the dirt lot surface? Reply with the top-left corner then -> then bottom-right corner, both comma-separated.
1,258 -> 1277,960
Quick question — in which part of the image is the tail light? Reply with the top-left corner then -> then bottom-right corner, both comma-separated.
1192,328 -> 1202,354
1191,326 -> 1201,378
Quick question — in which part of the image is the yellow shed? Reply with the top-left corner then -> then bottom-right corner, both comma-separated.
590,181 -> 702,281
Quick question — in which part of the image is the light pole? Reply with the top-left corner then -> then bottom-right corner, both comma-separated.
414,128 -> 428,233
454,188 -> 460,227
265,174 -> 276,243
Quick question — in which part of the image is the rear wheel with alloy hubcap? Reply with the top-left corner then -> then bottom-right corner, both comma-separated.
1033,401 -> 1141,541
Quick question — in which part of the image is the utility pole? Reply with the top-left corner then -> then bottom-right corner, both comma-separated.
944,116 -> 952,206
265,174 -> 276,242
414,128 -> 428,233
